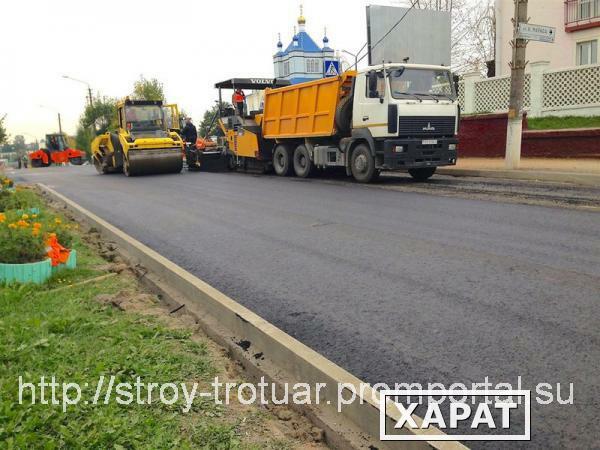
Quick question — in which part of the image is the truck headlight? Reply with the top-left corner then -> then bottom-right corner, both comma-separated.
394,146 -> 405,153
448,144 -> 457,151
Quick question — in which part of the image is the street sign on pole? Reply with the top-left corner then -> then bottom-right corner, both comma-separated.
324,60 -> 340,77
517,23 -> 556,43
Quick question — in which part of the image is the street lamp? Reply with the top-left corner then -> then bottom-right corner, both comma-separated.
62,75 -> 94,107
39,104 -> 62,135
62,75 -> 97,135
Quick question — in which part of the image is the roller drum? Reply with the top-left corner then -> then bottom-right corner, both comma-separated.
126,148 -> 183,176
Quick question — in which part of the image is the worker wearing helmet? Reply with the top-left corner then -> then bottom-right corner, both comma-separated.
232,89 -> 246,116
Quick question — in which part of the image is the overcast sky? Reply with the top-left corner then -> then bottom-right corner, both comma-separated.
0,0 -> 409,142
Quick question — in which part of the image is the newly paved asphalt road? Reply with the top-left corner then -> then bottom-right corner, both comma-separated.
12,166 -> 600,448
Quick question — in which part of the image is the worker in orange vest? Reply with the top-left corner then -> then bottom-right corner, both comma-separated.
232,88 -> 246,116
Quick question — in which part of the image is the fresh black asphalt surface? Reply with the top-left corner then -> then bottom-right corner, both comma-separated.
12,166 -> 600,448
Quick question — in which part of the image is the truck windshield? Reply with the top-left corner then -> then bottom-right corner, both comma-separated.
389,68 -> 455,100
125,105 -> 165,132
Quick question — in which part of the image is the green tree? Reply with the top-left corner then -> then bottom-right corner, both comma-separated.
0,114 -> 8,145
132,76 -> 165,101
13,135 -> 26,151
80,97 -> 118,135
75,125 -> 95,158
199,103 -> 229,138
76,96 -> 118,157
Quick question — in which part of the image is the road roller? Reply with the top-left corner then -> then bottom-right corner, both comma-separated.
91,99 -> 184,176
29,133 -> 85,167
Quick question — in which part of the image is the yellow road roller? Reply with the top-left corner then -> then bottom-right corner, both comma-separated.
91,99 -> 184,176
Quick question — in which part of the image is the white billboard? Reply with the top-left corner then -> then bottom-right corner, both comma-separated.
366,5 -> 451,67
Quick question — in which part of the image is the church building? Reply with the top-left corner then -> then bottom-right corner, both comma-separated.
245,6 -> 341,112
273,7 -> 340,84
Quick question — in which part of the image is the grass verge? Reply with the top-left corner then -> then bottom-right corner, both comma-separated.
527,116 -> 600,130
1,189 -> 324,449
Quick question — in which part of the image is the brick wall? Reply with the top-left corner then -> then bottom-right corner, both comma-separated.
458,113 -> 600,159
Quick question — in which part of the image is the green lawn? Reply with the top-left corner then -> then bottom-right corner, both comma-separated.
0,188 -> 310,450
0,238 -> 275,449
527,116 -> 600,130
0,277 -> 244,448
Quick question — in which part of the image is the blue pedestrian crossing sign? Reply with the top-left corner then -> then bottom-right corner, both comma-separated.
324,60 -> 340,77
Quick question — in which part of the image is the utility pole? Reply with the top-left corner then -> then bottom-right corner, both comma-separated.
87,85 -> 93,108
57,113 -> 63,135
505,0 -> 528,169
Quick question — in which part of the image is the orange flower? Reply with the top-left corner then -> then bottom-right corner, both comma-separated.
32,229 -> 40,237
21,214 -> 29,220
0,213 -> 5,223
16,220 -> 29,228
46,233 -> 69,266
8,223 -> 17,229
33,222 -> 42,229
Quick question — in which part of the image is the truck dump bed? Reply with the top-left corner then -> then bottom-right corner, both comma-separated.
262,71 -> 355,139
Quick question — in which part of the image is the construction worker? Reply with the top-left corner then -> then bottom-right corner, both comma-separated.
49,135 -> 59,151
232,88 -> 246,116
181,117 -> 198,145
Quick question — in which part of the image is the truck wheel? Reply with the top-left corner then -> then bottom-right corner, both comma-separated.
408,167 -> 436,181
293,144 -> 314,178
350,144 -> 376,183
69,156 -> 83,165
273,144 -> 293,176
31,159 -> 42,168
335,96 -> 353,135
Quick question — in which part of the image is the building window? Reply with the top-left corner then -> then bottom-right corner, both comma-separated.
578,0 -> 599,19
579,0 -> 591,19
283,61 -> 290,76
577,40 -> 598,65
306,58 -> 321,73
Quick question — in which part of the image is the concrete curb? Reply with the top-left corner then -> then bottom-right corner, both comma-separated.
438,168 -> 600,186
40,183 -> 467,450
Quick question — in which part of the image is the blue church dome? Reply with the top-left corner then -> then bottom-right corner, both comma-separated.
322,30 -> 332,51
274,34 -> 284,57
273,5 -> 340,85
284,31 -> 321,54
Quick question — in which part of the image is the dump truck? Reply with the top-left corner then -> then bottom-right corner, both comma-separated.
216,63 -> 459,182
91,99 -> 184,176
29,133 -> 85,167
